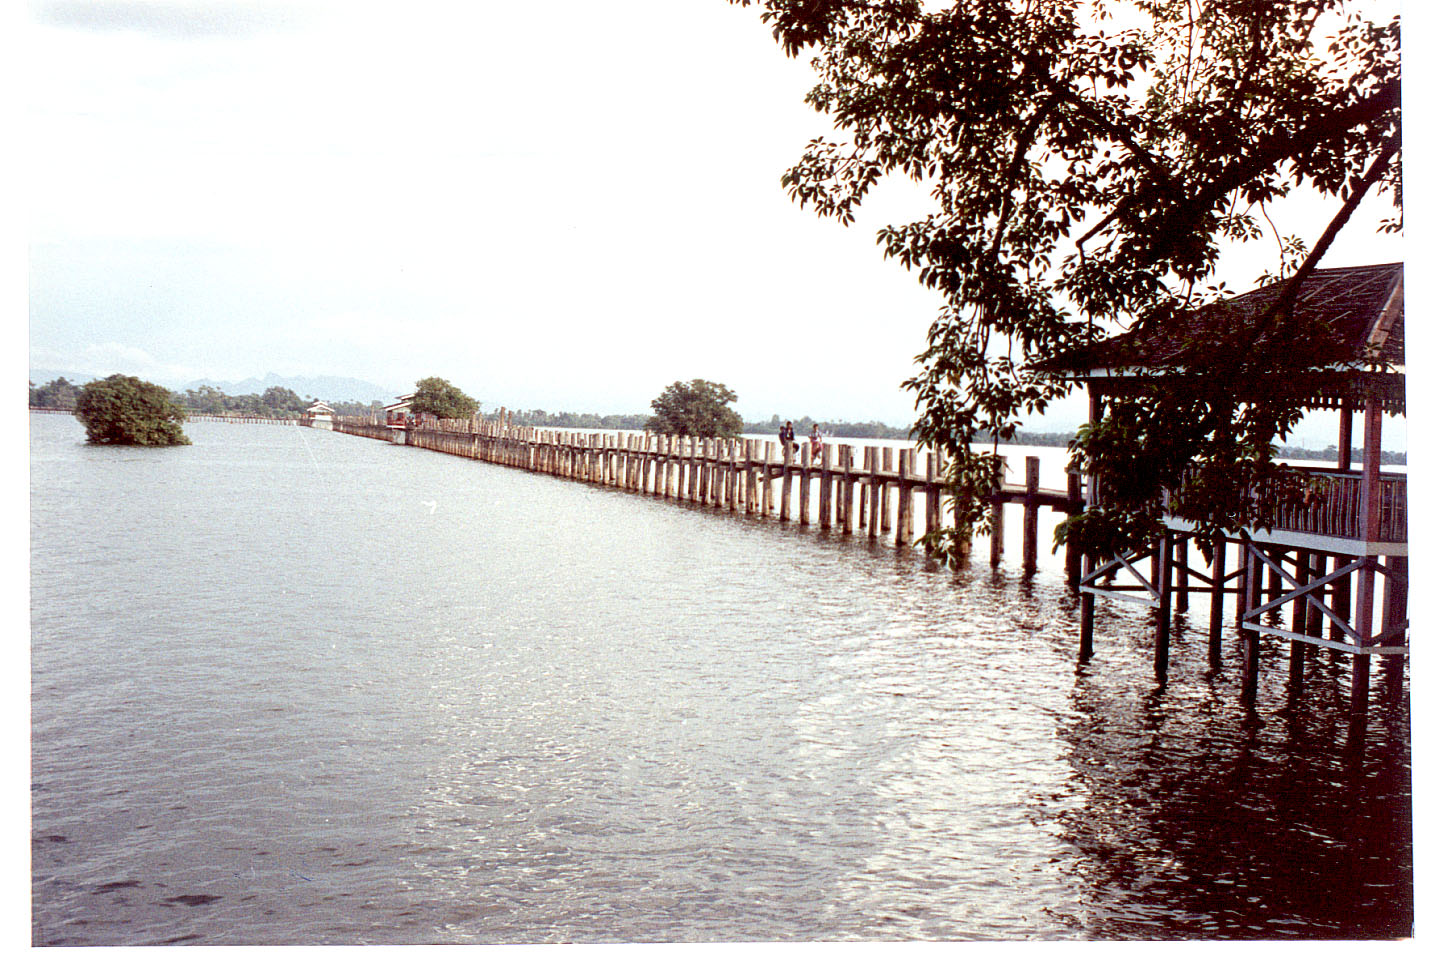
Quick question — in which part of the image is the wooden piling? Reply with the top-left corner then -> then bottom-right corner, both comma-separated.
896,450 -> 913,546
1208,535 -> 1226,669
1064,471 -> 1082,583
766,443 -> 777,518
875,449 -> 887,532
798,444 -> 812,525
819,446 -> 832,530
1156,532 -> 1173,684
780,441 -> 793,521
857,448 -> 870,532
923,453 -> 937,552
1022,456 -> 1040,573
868,448 -> 882,537
1289,550 -> 1311,691
1241,547 -> 1263,704
989,456 -> 1006,566
1175,537 -> 1190,613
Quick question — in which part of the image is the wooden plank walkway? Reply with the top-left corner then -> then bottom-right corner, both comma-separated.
332,416 -> 1085,576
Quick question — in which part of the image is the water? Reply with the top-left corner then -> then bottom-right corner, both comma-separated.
29,413 -> 1412,944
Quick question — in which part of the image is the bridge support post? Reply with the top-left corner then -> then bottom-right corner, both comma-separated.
990,456 -> 1007,566
1208,535 -> 1226,669
896,450 -> 912,546
1155,532 -> 1173,684
1022,456 -> 1040,574
1064,471 -> 1082,584
1175,537 -> 1190,613
1240,546 -> 1261,704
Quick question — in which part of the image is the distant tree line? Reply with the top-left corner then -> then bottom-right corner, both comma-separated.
174,384 -> 313,418
29,377 -> 81,409
327,399 -> 387,417
29,377 -> 378,421
507,409 -> 652,431
30,378 -> 1405,464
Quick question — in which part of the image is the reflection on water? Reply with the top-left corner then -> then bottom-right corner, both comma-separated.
30,414 -> 1410,944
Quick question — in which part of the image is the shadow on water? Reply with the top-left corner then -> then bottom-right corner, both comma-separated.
1043,638 -> 1411,939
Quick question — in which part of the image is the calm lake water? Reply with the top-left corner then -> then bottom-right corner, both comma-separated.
29,413 -> 1411,944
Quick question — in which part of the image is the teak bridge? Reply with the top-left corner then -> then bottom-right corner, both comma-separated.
330,414 -> 1084,577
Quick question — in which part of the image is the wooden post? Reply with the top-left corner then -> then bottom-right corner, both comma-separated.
1241,546 -> 1262,704
880,448 -> 894,532
688,437 -> 700,501
1208,535 -> 1226,669
839,446 -> 853,533
1289,549 -> 1311,691
692,438 -> 702,502
1351,397 -> 1384,712
1338,400 -> 1353,471
798,444 -> 811,525
662,436 -> 671,495
709,438 -> 721,505
763,441 -> 776,514
857,448 -> 871,532
923,452 -> 937,553
1381,554 -> 1408,693
868,448 -> 881,537
1175,537 -> 1190,613
989,456 -> 1007,566
729,439 -> 741,512
896,449 -> 913,546
1022,456 -> 1040,573
1064,471 -> 1082,584
1156,531 -> 1173,683
819,445 -> 833,530
780,440 -> 793,521
666,436 -> 676,496
1305,552 -> 1326,638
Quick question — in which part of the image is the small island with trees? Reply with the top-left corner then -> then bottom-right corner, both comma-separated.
72,374 -> 191,446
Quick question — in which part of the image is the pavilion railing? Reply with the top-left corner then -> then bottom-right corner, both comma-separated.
1161,466 -> 1407,543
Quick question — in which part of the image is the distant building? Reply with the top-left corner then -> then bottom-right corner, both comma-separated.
385,393 -> 415,428
303,400 -> 335,430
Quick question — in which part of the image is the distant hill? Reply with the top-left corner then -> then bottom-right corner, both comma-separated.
178,373 -> 397,404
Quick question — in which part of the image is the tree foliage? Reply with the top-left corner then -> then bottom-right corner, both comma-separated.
30,377 -> 80,409
410,376 -> 479,420
646,380 -> 744,438
261,386 -> 306,412
176,384 -> 312,418
733,0 -> 1401,560
74,374 -> 191,446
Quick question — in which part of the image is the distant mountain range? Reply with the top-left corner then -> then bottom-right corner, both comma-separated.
177,373 -> 397,404
29,368 -> 398,404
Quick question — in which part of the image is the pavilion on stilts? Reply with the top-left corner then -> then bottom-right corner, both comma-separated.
1043,262 -> 1406,712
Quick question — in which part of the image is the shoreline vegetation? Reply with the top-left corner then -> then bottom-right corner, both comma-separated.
27,378 -> 1407,465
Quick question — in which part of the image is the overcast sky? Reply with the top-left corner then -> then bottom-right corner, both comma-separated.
24,0 -> 1411,439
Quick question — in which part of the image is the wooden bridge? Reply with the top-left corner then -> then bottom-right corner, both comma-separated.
30,407 -> 301,425
184,414 -> 300,425
331,415 -> 1085,575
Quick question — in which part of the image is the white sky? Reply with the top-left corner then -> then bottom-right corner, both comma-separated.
22,0 -> 1411,441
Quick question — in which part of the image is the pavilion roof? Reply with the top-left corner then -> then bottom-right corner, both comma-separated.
1041,262 -> 1403,376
